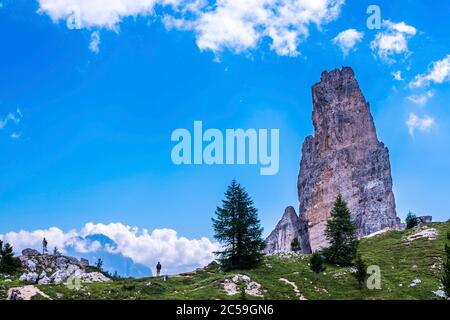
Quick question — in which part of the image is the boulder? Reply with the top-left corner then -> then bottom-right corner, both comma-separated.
19,272 -> 38,283
416,216 -> 432,224
25,259 -> 37,272
80,258 -> 90,268
22,248 -> 40,256
50,270 -> 71,284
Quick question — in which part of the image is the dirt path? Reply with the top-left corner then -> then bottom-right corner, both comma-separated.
279,278 -> 307,300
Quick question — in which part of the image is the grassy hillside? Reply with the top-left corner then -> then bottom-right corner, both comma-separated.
1,222 -> 449,300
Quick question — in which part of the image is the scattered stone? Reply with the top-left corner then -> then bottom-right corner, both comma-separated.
405,228 -> 439,242
7,285 -> 52,300
19,272 -> 38,283
223,274 -> 263,297
416,216 -> 432,225
433,290 -> 447,299
409,279 -> 422,287
22,248 -> 40,256
80,258 -> 90,268
77,272 -> 110,283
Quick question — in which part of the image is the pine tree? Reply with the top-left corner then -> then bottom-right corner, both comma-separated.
42,237 -> 48,255
323,194 -> 358,266
405,211 -> 418,229
0,240 -> 19,273
353,255 -> 367,289
442,244 -> 450,298
95,258 -> 104,271
291,237 -> 300,252
212,180 -> 265,270
310,251 -> 325,283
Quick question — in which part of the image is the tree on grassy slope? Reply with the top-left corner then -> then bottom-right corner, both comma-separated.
310,251 -> 325,283
212,180 -> 265,270
323,194 -> 358,266
353,255 -> 367,289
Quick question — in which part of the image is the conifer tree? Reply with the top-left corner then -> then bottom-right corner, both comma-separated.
353,255 -> 367,289
0,240 -> 19,273
212,180 -> 265,270
323,194 -> 358,266
405,211 -> 418,229
310,251 -> 325,283
291,237 -> 300,252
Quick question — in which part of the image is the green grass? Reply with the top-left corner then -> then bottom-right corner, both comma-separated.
1,221 -> 449,300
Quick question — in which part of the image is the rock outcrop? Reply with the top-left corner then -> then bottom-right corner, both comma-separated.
17,248 -> 110,285
264,206 -> 311,254
297,67 -> 399,251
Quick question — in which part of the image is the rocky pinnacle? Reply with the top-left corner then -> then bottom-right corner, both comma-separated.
297,67 -> 399,251
264,206 -> 311,254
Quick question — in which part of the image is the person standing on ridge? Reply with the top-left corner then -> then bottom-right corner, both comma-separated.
156,261 -> 162,277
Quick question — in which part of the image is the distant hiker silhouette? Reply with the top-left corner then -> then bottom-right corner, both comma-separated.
156,262 -> 162,277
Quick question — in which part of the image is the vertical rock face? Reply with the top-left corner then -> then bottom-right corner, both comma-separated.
298,67 -> 399,251
264,206 -> 311,254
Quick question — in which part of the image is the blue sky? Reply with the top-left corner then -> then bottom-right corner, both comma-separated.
0,0 -> 449,261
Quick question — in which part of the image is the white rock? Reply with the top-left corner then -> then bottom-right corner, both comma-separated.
433,290 -> 447,299
405,228 -> 438,242
19,272 -> 38,283
409,278 -> 422,287
77,272 -> 110,283
223,274 -> 263,297
25,260 -> 37,272
7,285 -> 52,300
50,270 -> 70,284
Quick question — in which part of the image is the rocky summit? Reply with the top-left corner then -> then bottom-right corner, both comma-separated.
297,67 -> 399,251
264,206 -> 311,254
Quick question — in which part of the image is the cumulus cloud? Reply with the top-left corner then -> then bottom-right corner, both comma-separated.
409,54 -> 450,88
0,222 -> 219,274
407,90 -> 434,105
36,0 -> 345,57
89,31 -> 101,53
370,20 -> 416,63
406,113 -> 435,136
37,0 -> 160,30
332,29 -> 363,56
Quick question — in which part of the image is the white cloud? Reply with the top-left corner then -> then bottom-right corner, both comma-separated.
37,0 -> 345,57
0,108 -> 23,130
409,54 -> 450,88
392,70 -> 403,81
89,31 -> 101,53
407,90 -> 434,105
0,222 -> 219,275
37,0 -> 161,30
332,28 -> 363,56
10,132 -> 22,139
406,113 -> 435,136
370,20 -> 416,63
